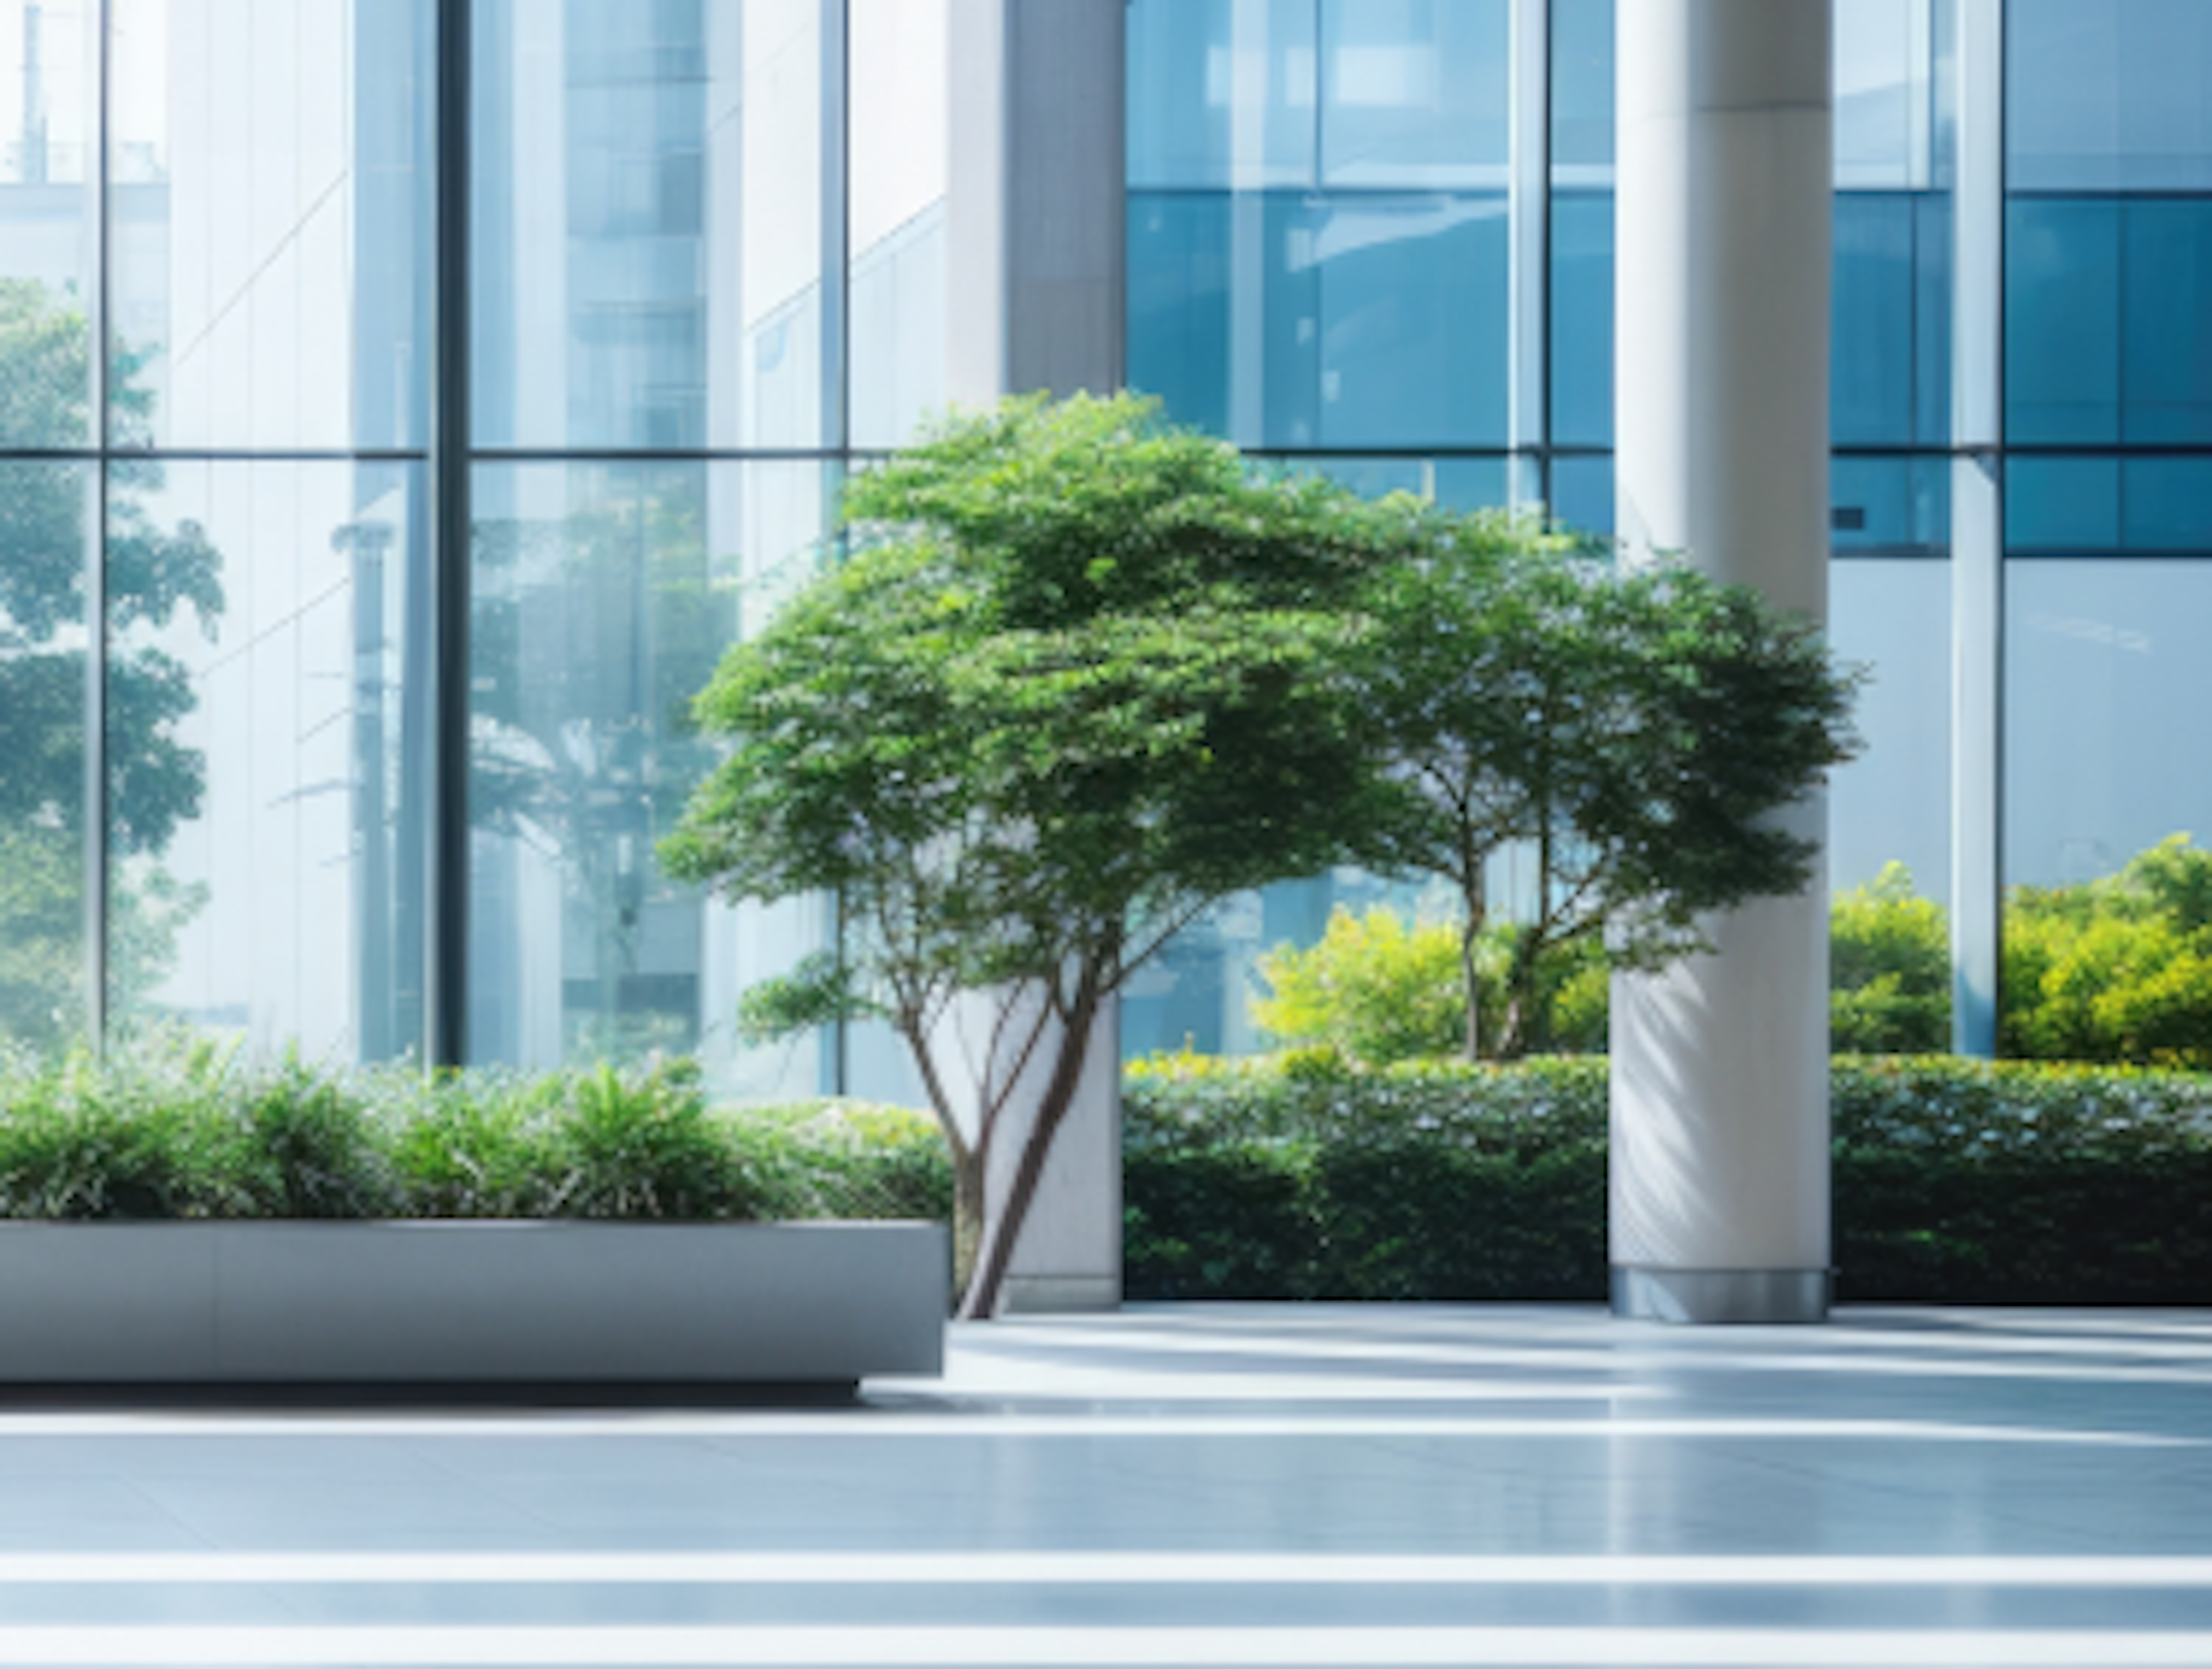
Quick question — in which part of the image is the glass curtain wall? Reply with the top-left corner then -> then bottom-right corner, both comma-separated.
1123,0 -> 1961,1057
2,0 -> 952,1095
2001,0 -> 2212,1059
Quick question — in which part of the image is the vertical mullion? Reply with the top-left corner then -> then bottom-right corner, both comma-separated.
85,0 -> 112,1052
820,0 -> 850,1097
1508,0 -> 1548,490
1949,0 -> 2003,1056
429,0 -> 472,1069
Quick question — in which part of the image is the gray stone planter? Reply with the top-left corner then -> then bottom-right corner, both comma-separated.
0,1220 -> 946,1387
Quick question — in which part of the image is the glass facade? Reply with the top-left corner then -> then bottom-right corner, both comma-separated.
2002,0 -> 2212,956
3,1 -> 2209,1075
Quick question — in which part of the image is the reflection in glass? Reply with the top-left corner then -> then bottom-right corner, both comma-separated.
2006,560 -> 2212,893
1126,0 -> 1317,192
1828,559 -> 1951,904
469,462 -> 828,1093
106,462 -> 416,1062
2009,0 -> 2212,193
1,0 -> 93,447
110,0 -> 430,452
0,462 -> 93,1051
1550,0 -> 1613,179
1128,190 -> 1508,449
1318,0 -> 1509,189
849,0 -> 947,449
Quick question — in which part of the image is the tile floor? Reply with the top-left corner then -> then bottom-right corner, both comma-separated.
0,1304 -> 2206,1664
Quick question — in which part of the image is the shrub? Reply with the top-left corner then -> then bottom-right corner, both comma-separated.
0,1039 -> 949,1223
1251,905 -> 1607,1064
1124,1049 -> 2212,1303
1830,862 -> 1950,1053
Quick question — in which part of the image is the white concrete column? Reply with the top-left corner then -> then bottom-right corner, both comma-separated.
944,0 -> 1126,1313
1611,0 -> 1834,1323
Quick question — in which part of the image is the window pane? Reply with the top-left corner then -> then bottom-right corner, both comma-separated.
1,1 -> 94,449
0,461 -> 93,1054
849,0 -> 947,449
1316,193 -> 1509,447
1126,0 -> 1317,191
1830,559 -> 1951,905
474,0 -> 819,452
2009,0 -> 2212,192
111,0 -> 430,452
469,461 -> 830,1095
2006,457 -> 2120,553
1550,0 -> 1613,180
1549,191 -> 1612,447
1831,456 -> 1949,557
1317,0 -> 1508,189
1834,192 -> 1950,446
2006,560 -> 2212,889
2122,198 -> 2212,443
2005,198 -> 2121,444
1834,0 -> 1937,191
109,462 -> 422,1061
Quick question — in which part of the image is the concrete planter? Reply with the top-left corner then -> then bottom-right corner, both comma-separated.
0,1220 -> 946,1387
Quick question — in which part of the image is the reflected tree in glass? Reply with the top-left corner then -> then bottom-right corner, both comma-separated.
0,280 -> 224,1053
471,468 -> 736,1063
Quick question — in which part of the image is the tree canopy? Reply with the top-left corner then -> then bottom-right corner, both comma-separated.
664,392 -> 1862,1311
1359,521 -> 1861,1056
662,393 -> 1411,1315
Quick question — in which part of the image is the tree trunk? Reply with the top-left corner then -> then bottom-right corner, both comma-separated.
1458,909 -> 1486,1062
950,1144 -> 986,1304
956,979 -> 1100,1321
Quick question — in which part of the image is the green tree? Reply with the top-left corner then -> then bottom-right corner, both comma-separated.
662,395 -> 1402,1316
1830,862 -> 1950,1053
1361,525 -> 1861,1058
0,280 -> 223,1052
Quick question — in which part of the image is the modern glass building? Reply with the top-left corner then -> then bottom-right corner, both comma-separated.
3,0 -> 2210,1097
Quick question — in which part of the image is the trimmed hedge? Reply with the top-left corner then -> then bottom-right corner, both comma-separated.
0,1043 -> 949,1223
1124,1051 -> 2212,1303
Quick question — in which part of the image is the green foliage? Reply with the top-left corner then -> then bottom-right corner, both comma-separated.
1252,905 -> 1608,1064
2002,836 -> 2212,1067
1830,862 -> 1951,1053
1358,528 -> 1861,1057
0,1040 -> 948,1223
1123,1049 -> 2212,1303
662,392 -> 1421,1311
1252,906 -> 1467,1063
0,279 -> 225,1053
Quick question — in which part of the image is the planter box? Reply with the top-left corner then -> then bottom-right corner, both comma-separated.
0,1221 -> 946,1387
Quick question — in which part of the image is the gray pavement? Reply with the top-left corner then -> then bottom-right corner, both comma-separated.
0,1304 -> 2206,1663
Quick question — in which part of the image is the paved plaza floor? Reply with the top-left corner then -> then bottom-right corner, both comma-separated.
0,1304 -> 2205,1663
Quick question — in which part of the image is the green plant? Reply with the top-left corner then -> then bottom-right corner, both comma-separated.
1830,862 -> 1950,1053
662,392 -> 1413,1316
1252,905 -> 1609,1064
1123,1049 -> 2212,1303
1358,529 -> 1861,1059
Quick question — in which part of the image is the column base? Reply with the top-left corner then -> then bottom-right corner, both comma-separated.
1001,1274 -> 1122,1315
1610,1266 -> 1830,1325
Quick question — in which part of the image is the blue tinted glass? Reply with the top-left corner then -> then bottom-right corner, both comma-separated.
2122,199 -> 2212,442
2006,458 -> 2122,552
1548,455 -> 1613,538
1834,195 -> 1916,445
1127,194 -> 1233,435
2005,199 -> 2122,443
2124,458 -> 2212,550
1317,194 -> 1508,447
1832,456 -> 1950,556
1833,0 -> 1937,189
1549,191 -> 1613,447
1550,0 -> 1614,173
1912,192 -> 1952,441
2009,0 -> 2212,191
1126,0 -> 1317,189
1319,0 -> 1509,188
